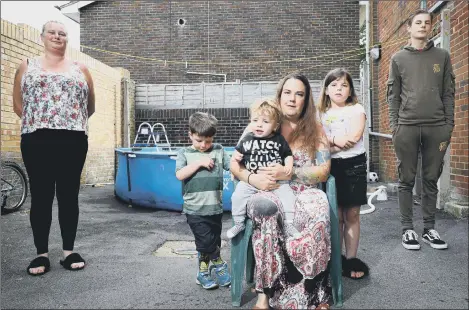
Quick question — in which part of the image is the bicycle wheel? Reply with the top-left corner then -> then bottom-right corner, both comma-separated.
1,161 -> 28,214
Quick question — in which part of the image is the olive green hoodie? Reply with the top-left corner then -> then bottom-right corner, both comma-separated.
386,40 -> 455,132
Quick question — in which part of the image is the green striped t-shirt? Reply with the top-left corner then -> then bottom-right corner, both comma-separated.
175,143 -> 231,216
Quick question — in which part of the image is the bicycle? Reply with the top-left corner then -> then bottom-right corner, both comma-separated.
1,161 -> 28,215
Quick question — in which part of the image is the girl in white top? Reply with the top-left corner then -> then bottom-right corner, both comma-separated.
318,68 -> 369,280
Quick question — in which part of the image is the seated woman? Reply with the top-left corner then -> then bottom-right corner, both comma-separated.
231,73 -> 332,310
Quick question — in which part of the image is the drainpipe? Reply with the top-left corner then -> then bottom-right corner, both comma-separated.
365,0 -> 392,141
365,0 -> 371,128
364,0 -> 373,172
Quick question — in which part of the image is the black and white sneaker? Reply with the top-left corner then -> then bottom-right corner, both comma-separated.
402,230 -> 421,250
422,229 -> 448,249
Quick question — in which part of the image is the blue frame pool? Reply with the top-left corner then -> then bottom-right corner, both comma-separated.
115,147 -> 235,211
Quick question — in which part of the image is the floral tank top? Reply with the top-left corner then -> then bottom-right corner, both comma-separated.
20,58 -> 89,135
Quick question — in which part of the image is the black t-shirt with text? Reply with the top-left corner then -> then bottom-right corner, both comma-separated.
235,132 -> 292,173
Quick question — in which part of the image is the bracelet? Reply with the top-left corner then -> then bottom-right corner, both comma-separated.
332,136 -> 335,146
247,173 -> 253,185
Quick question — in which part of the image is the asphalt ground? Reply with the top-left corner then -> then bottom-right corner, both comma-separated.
1,185 -> 468,309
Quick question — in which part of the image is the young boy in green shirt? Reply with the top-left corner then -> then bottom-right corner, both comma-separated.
175,112 -> 232,290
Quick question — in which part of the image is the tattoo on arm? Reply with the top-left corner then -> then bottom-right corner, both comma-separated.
292,147 -> 331,185
314,148 -> 331,166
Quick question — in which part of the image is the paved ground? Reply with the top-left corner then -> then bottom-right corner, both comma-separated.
1,185 -> 468,309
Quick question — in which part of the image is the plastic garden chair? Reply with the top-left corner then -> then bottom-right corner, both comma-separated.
230,175 -> 343,307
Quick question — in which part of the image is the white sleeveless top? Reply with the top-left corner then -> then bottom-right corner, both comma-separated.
321,104 -> 366,159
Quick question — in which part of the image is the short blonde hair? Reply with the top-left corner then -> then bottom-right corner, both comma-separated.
41,20 -> 67,37
249,98 -> 282,125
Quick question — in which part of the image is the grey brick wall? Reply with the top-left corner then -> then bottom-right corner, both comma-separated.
136,108 -> 250,147
80,0 -> 361,84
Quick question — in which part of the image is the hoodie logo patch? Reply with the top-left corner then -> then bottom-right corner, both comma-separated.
433,64 -> 441,73
439,141 -> 448,152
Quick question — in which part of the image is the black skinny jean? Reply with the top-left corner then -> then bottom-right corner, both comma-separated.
21,129 -> 88,255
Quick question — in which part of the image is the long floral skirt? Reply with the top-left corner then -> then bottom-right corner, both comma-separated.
246,188 -> 332,309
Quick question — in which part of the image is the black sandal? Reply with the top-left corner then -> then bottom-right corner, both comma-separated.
59,253 -> 86,271
341,254 -> 347,266
27,256 -> 50,276
342,257 -> 369,280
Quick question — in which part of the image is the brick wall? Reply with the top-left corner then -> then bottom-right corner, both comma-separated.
0,19 -> 134,185
136,108 -> 249,147
79,0 -> 361,84
373,1 -> 468,203
448,1 -> 469,202
374,0 -> 422,182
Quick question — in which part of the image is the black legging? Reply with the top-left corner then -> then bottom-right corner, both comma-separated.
21,129 -> 88,255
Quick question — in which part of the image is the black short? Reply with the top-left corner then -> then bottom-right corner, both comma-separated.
186,213 -> 222,254
331,153 -> 367,208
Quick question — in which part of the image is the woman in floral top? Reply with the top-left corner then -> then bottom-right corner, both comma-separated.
12,20 -> 95,276
231,73 -> 332,309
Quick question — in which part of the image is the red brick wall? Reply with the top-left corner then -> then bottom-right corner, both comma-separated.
373,1 -> 468,202
374,0 -> 420,181
449,1 -> 469,200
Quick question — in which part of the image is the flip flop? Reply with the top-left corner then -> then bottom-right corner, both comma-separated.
59,253 -> 86,271
342,257 -> 369,280
27,256 -> 50,276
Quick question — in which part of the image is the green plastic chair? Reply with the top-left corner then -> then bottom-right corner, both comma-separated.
230,175 -> 343,308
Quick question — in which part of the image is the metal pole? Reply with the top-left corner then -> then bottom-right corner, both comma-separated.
437,8 -> 452,209
365,1 -> 371,130
369,132 -> 392,139
365,1 -> 372,173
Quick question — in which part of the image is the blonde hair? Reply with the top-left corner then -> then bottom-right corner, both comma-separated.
41,20 -> 67,37
317,68 -> 358,114
249,98 -> 282,126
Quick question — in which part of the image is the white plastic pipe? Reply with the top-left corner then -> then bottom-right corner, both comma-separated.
361,185 -> 387,214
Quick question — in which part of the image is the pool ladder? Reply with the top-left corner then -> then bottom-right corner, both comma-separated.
133,122 -> 172,151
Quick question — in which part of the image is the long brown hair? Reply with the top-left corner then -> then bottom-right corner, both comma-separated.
317,68 -> 358,114
275,73 -> 321,158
